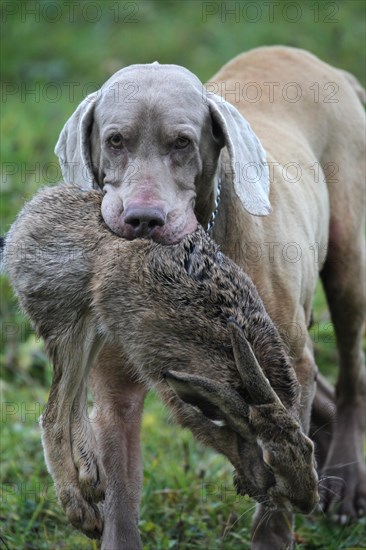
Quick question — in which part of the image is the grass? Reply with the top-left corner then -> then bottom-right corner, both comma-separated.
1,0 -> 365,548
0,289 -> 364,547
1,312 -> 366,549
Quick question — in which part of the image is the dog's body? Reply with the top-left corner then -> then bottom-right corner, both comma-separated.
212,48 -> 366,521
54,46 -> 365,548
8,46 -> 365,548
210,48 -> 366,539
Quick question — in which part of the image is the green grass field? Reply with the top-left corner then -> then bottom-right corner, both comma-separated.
1,1 -> 365,548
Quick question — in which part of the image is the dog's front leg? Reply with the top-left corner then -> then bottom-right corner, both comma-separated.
251,506 -> 294,550
90,344 -> 146,550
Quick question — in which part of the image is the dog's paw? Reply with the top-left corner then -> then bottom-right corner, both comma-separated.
319,461 -> 366,521
58,483 -> 103,539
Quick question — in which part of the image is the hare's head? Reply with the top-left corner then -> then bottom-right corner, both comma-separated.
165,321 -> 319,515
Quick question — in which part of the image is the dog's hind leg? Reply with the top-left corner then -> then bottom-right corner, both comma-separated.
310,372 -> 335,470
318,153 -> 366,520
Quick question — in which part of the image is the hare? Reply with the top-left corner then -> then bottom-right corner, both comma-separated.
4,184 -> 318,548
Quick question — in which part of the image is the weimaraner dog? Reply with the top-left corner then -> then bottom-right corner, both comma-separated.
54,46 -> 365,548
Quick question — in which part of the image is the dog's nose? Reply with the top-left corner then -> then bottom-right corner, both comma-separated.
124,206 -> 166,238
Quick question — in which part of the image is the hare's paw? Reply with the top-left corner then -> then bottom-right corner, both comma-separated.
58,483 -> 103,539
70,417 -> 107,502
78,447 -> 107,502
72,438 -> 107,503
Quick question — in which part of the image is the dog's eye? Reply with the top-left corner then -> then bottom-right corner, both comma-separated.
109,133 -> 124,149
174,136 -> 190,149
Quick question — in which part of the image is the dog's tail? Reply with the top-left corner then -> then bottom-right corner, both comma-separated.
338,69 -> 366,105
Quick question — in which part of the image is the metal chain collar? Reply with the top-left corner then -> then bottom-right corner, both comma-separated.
206,176 -> 222,234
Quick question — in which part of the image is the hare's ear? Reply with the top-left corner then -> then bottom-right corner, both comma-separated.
164,370 -> 252,437
164,370 -> 226,420
207,93 -> 271,216
228,320 -> 282,407
54,91 -> 99,189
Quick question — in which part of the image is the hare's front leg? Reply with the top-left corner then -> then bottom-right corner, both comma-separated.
40,323 -> 106,538
70,375 -> 107,504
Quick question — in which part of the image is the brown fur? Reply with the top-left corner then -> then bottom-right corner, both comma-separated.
4,184 -> 318,546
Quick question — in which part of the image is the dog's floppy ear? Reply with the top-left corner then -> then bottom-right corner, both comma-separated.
207,93 -> 271,216
54,91 -> 99,189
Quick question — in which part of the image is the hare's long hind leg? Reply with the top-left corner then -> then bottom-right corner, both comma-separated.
40,318 -> 106,538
